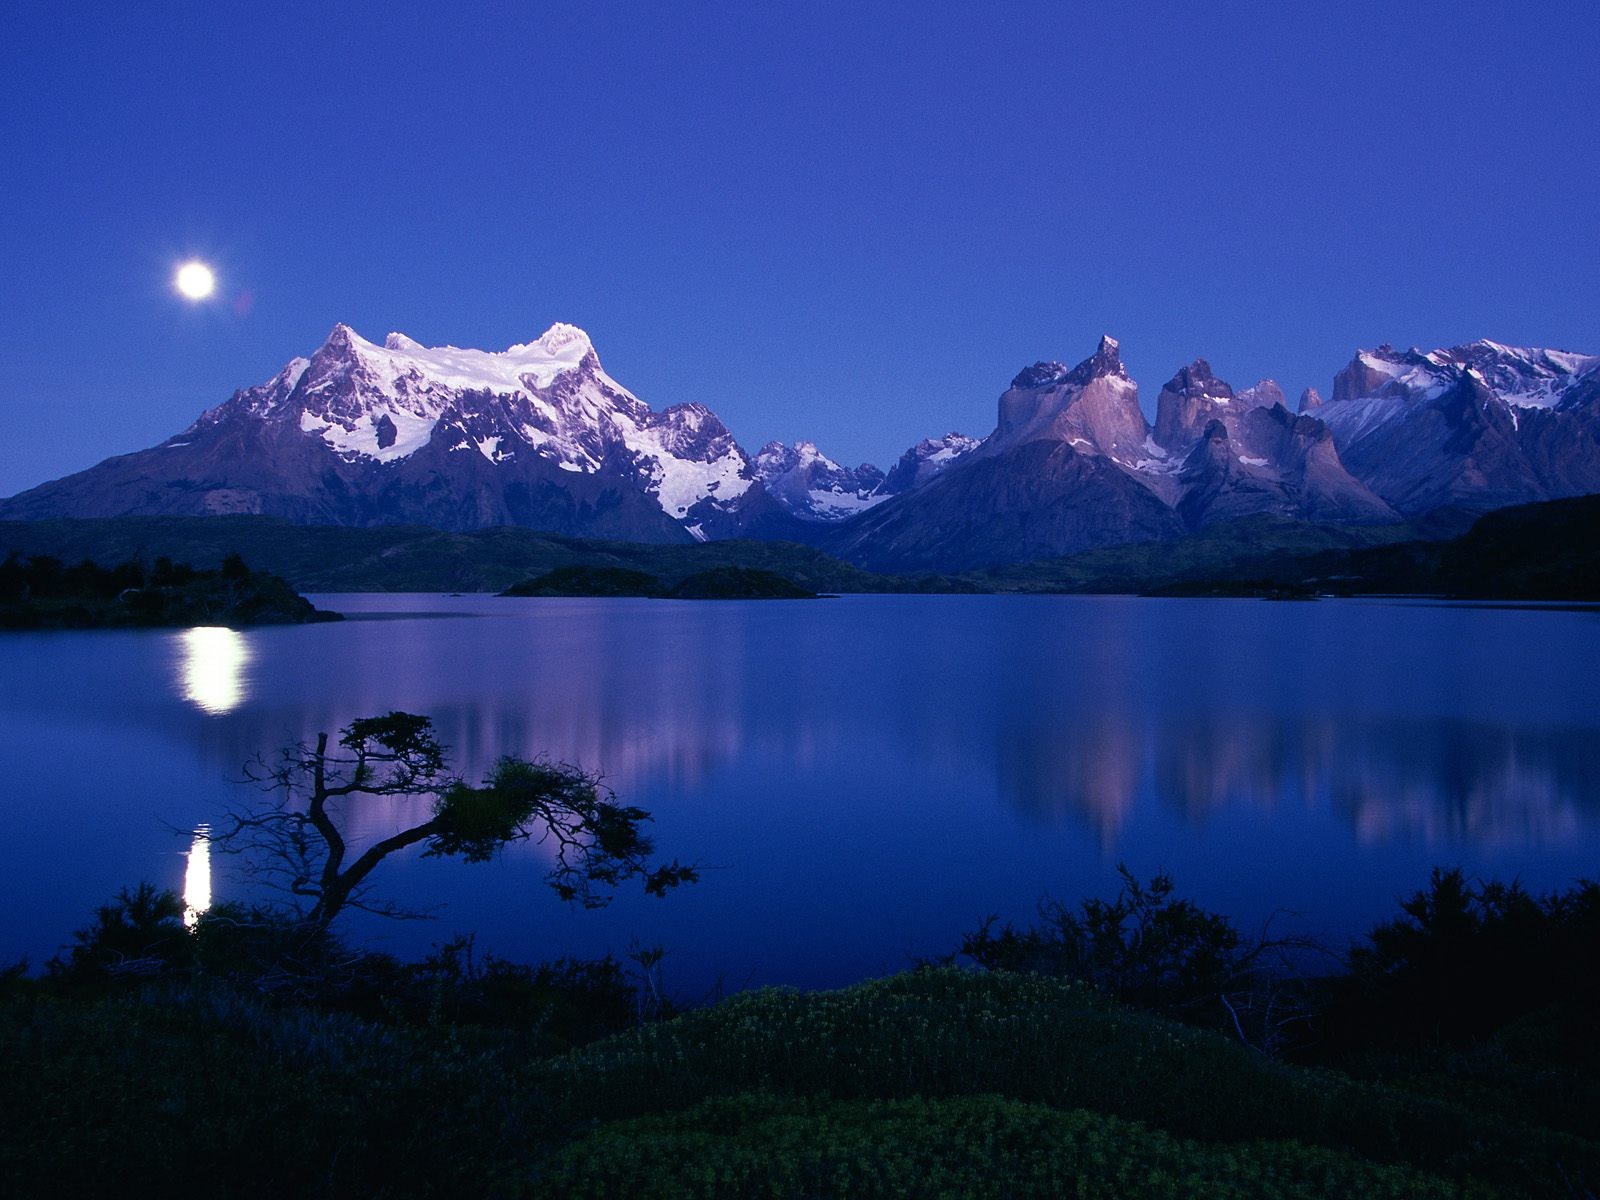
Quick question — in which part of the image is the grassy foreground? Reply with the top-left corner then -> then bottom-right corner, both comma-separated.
3,967 -> 1592,1198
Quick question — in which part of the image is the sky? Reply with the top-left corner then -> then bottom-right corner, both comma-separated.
2,0 -> 1598,497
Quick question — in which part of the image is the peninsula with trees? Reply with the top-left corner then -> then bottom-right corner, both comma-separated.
0,551 -> 341,629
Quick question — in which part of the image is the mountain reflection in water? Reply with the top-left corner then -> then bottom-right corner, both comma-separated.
998,712 -> 1600,847
3,593 -> 1598,989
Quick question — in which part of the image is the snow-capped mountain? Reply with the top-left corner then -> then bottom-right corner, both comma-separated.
752,432 -> 980,522
5,322 -> 1597,572
1316,340 -> 1600,522
0,322 -> 797,541
878,433 -> 979,495
752,441 -> 887,521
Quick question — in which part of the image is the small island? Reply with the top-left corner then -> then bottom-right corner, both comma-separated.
501,564 -> 819,600
501,565 -> 662,597
0,551 -> 342,629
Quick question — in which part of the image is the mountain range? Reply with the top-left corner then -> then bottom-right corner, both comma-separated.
4,323 -> 1596,572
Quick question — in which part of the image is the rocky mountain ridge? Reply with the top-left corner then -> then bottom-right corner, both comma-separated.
3,323 -> 1596,571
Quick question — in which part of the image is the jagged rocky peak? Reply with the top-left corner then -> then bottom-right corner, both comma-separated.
1299,387 -> 1324,412
1237,379 -> 1286,410
1057,334 -> 1125,389
994,334 -> 1146,462
1152,359 -> 1236,452
1330,344 -> 1445,403
1010,361 -> 1069,390
1008,336 -> 1126,392
1167,359 -> 1233,398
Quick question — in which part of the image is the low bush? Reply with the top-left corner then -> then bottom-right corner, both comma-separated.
531,968 -> 1598,1197
533,1092 -> 1473,1199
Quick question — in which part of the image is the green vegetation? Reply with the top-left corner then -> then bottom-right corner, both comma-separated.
1150,495 -> 1600,600
5,859 -> 1599,1196
2,498 -> 1596,599
6,956 -> 1593,1197
0,515 -> 918,594
0,550 -> 339,628
500,564 -> 820,598
659,566 -> 818,599
966,514 -> 1416,594
501,565 -> 663,596
536,1093 -> 1465,1199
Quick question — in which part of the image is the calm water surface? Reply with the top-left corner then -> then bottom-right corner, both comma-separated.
3,594 -> 1598,991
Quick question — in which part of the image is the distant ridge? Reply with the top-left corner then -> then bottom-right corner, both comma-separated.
3,324 -> 1596,572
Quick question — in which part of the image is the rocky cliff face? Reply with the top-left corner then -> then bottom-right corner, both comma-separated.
1149,360 -> 1394,526
822,340 -> 1396,571
989,336 -> 1149,463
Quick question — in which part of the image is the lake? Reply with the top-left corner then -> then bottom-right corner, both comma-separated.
3,593 -> 1598,993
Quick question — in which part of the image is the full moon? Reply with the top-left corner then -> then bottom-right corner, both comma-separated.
175,261 -> 216,301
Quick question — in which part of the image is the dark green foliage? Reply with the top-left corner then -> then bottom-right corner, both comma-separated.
392,937 -> 643,1043
531,968 -> 1595,1196
967,513 -> 1417,593
1142,494 -> 1600,600
1329,868 -> 1600,1052
1435,493 -> 1600,599
659,566 -> 818,599
0,515 -> 917,593
48,883 -> 194,982
2,499 -> 1595,596
533,1093 -> 1468,1199
957,866 -> 1316,1054
429,757 -> 698,902
961,867 -> 1243,1016
0,549 -> 339,627
501,563 -> 821,599
3,963 -> 1594,1197
500,565 -> 663,596
0,982 -> 545,1198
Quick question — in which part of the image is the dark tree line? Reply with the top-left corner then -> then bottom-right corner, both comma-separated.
0,551 -> 246,602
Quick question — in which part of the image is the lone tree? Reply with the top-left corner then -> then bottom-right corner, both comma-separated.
210,712 -> 696,930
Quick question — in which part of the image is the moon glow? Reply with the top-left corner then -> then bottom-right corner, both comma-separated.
175,260 -> 216,301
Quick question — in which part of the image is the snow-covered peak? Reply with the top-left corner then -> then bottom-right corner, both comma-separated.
512,322 -> 594,360
1331,340 -> 1599,410
879,431 -> 980,494
753,439 -> 885,521
200,319 -> 763,526
303,321 -> 605,401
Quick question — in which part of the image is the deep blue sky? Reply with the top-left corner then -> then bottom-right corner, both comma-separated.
3,1 -> 1597,496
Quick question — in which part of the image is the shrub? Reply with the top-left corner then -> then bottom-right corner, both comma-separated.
533,1093 -> 1471,1199
531,967 -> 1597,1197
1332,869 -> 1600,1052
